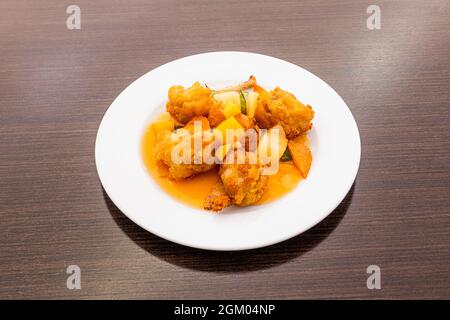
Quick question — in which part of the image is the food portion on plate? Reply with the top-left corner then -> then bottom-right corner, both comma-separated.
141,76 -> 314,212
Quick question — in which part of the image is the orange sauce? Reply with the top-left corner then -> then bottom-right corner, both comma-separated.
141,114 -> 303,210
257,161 -> 302,204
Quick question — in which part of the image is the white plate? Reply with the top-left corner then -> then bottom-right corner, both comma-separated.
95,51 -> 361,251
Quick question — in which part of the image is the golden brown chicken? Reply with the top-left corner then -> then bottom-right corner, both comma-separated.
203,182 -> 232,211
166,82 -> 220,124
255,87 -> 314,138
155,117 -> 216,180
207,103 -> 227,127
219,152 -> 268,206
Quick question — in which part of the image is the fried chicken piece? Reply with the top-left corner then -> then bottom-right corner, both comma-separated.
155,127 -> 216,180
207,103 -> 227,127
219,152 -> 268,206
234,113 -> 254,130
184,116 -> 211,134
166,82 -> 220,124
204,182 -> 231,211
255,87 -> 314,138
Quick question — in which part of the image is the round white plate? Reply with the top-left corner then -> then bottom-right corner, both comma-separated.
96,51 -> 360,251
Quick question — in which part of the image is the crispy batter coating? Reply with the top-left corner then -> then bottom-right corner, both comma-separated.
155,121 -> 216,180
234,113 -> 254,130
207,103 -> 227,127
183,115 -> 211,134
204,182 -> 231,211
255,87 -> 314,138
219,152 -> 268,206
166,82 -> 220,124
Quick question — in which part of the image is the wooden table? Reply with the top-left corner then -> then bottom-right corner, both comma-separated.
1,0 -> 449,299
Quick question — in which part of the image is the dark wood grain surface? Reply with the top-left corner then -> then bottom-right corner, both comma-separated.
1,0 -> 449,299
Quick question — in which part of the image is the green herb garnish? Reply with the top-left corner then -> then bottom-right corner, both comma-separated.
239,90 -> 246,114
280,148 -> 292,161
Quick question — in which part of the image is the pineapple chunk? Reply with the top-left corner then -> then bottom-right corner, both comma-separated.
152,119 -> 175,137
245,91 -> 259,119
215,116 -> 244,144
213,91 -> 241,108
288,136 -> 312,178
223,101 -> 241,118
183,116 -> 210,134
